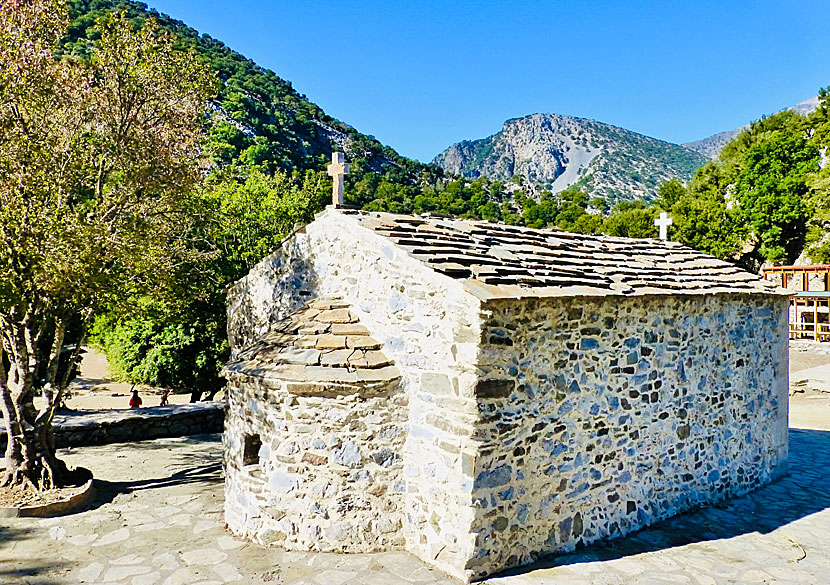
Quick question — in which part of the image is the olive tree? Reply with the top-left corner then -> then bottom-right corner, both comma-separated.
0,0 -> 216,489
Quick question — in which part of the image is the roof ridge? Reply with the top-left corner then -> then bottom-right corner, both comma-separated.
342,210 -> 784,299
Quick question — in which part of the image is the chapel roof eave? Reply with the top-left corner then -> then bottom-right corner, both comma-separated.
223,365 -> 401,396
461,279 -> 791,302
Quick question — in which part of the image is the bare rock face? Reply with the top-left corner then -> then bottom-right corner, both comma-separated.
433,113 -> 706,204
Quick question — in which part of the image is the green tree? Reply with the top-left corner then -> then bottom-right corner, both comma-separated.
571,213 -> 604,234
660,103 -> 826,268
0,1 -> 216,488
803,88 -> 830,262
656,178 -> 687,209
603,201 -> 658,238
555,189 -> 592,230
734,131 -> 816,263
92,167 -> 328,401
669,192 -> 745,259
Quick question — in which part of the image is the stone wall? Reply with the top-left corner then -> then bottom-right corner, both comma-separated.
225,209 -> 483,579
223,374 -> 407,551
0,402 -> 225,451
468,293 -> 789,578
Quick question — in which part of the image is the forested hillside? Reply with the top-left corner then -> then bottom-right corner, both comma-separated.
65,0 -> 516,397
63,0 -> 440,189
63,0 -> 557,219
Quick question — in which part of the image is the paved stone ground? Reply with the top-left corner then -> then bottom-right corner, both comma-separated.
0,435 -> 456,585
2,428 -> 829,585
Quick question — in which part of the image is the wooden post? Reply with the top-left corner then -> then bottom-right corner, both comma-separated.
797,298 -> 803,338
800,298 -> 805,338
795,299 -> 804,339
789,297 -> 798,339
814,298 -> 819,341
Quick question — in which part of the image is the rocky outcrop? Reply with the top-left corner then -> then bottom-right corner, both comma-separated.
682,128 -> 744,160
433,113 -> 707,204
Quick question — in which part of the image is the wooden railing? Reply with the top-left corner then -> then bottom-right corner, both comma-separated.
762,265 -> 830,341
789,294 -> 830,341
762,264 -> 830,292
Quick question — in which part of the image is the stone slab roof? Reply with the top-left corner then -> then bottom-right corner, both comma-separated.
224,298 -> 400,394
346,210 -> 782,299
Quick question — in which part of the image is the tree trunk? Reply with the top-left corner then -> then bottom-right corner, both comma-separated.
33,318 -> 73,488
1,333 -> 37,488
0,342 -> 32,487
1,317 -> 76,489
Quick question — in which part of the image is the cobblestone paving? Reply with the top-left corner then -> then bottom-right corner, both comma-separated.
2,429 -> 829,585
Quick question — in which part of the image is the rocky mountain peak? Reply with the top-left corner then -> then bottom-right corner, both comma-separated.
433,113 -> 706,204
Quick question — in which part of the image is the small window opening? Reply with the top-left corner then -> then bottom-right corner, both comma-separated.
243,433 -> 262,467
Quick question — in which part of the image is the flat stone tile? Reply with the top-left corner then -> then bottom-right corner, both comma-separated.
102,564 -> 152,581
310,568 -> 358,585
132,571 -> 164,585
92,527 -> 130,547
180,548 -> 228,566
111,554 -> 146,565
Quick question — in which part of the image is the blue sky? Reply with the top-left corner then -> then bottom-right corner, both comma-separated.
148,0 -> 830,162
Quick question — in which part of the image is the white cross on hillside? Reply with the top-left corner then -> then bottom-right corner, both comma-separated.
654,211 -> 673,241
327,152 -> 350,207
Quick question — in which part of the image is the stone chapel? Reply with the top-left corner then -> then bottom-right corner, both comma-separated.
222,206 -> 789,582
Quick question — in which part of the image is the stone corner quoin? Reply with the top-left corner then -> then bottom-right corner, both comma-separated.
222,207 -> 789,583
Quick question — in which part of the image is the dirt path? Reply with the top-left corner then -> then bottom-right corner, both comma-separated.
61,347 -> 194,411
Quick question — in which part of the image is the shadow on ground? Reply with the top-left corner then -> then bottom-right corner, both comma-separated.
0,526 -> 68,585
77,434 -> 224,511
492,428 -> 830,579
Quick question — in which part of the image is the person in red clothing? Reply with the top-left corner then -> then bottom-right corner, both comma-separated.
129,388 -> 142,409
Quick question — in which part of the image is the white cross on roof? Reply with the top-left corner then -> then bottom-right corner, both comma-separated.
654,211 -> 673,241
